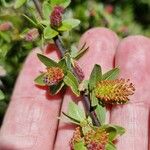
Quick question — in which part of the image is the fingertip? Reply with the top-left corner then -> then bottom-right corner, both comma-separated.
78,27 -> 120,77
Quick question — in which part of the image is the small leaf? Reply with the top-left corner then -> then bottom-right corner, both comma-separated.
0,32 -> 11,43
42,1 -> 52,19
49,81 -> 65,95
14,0 -> 27,8
106,142 -> 117,150
44,26 -> 58,39
62,112 -> 80,125
51,0 -> 71,8
37,53 -> 58,67
58,19 -> 80,31
67,101 -> 86,122
74,47 -> 88,60
74,141 -> 87,150
0,90 -> 5,100
113,125 -> 126,135
63,70 -> 80,96
89,64 -> 102,91
95,104 -> 106,125
90,91 -> 99,107
58,58 -> 67,73
102,124 -> 125,141
34,73 -> 45,86
106,126 -> 117,141
102,68 -> 119,80
23,14 -> 37,26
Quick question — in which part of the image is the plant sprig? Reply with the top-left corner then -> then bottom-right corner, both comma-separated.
17,0 -> 135,149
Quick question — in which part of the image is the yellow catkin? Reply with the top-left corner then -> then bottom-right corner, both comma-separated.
94,79 -> 135,104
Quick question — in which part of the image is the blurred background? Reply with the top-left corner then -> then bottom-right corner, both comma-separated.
0,0 -> 150,124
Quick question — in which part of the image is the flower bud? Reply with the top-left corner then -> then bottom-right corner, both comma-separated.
24,28 -> 39,42
0,22 -> 13,31
43,67 -> 64,86
95,79 -> 135,104
73,61 -> 84,81
50,6 -> 64,28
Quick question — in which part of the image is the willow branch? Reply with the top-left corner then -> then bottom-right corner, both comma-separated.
33,0 -> 100,126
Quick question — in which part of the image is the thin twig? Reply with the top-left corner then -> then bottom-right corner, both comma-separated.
53,36 -> 100,126
32,0 -> 100,126
53,36 -> 66,57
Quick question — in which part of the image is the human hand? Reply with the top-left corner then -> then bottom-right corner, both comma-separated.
0,28 -> 149,150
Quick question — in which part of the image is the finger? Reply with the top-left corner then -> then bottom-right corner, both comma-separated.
0,45 -> 63,150
111,36 -> 150,150
54,27 -> 119,149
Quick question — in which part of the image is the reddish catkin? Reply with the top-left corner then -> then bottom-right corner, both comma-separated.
24,28 -> 39,42
43,67 -> 64,86
50,6 -> 64,28
95,79 -> 135,104
70,127 -> 82,149
0,22 -> 12,31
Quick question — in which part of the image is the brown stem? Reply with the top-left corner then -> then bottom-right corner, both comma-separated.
53,36 -> 100,126
32,0 -> 100,126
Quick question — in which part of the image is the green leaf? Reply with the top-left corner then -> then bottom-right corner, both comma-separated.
58,58 -> 67,73
0,90 -> 5,100
102,124 -> 125,141
89,64 -> 102,91
113,125 -> 126,135
23,14 -> 37,26
58,19 -> 80,31
90,91 -> 99,107
44,26 -> 59,39
106,126 -> 117,141
74,141 -> 87,150
106,142 -> 117,150
95,104 -> 106,125
34,73 -> 45,86
14,0 -> 27,8
74,46 -> 88,60
37,53 -> 58,67
102,68 -> 119,80
67,101 -> 86,122
0,32 -> 11,43
42,1 -> 52,19
49,81 -> 65,95
62,112 -> 80,125
63,70 -> 80,96
51,0 -> 71,8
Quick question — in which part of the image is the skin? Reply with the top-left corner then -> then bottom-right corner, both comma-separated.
0,28 -> 149,150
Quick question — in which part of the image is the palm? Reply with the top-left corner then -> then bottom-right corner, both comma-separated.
0,28 -> 149,150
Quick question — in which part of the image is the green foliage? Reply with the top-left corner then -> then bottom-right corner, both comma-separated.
14,0 -> 27,8
74,141 -> 87,150
49,81 -> 65,95
63,70 -> 80,96
0,90 -> 5,100
102,68 -> 120,80
58,19 -> 80,32
44,26 -> 59,40
50,0 -> 71,8
34,73 -> 45,86
89,64 -> 102,91
66,101 -> 86,123
95,104 -> 106,125
37,53 -> 59,67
